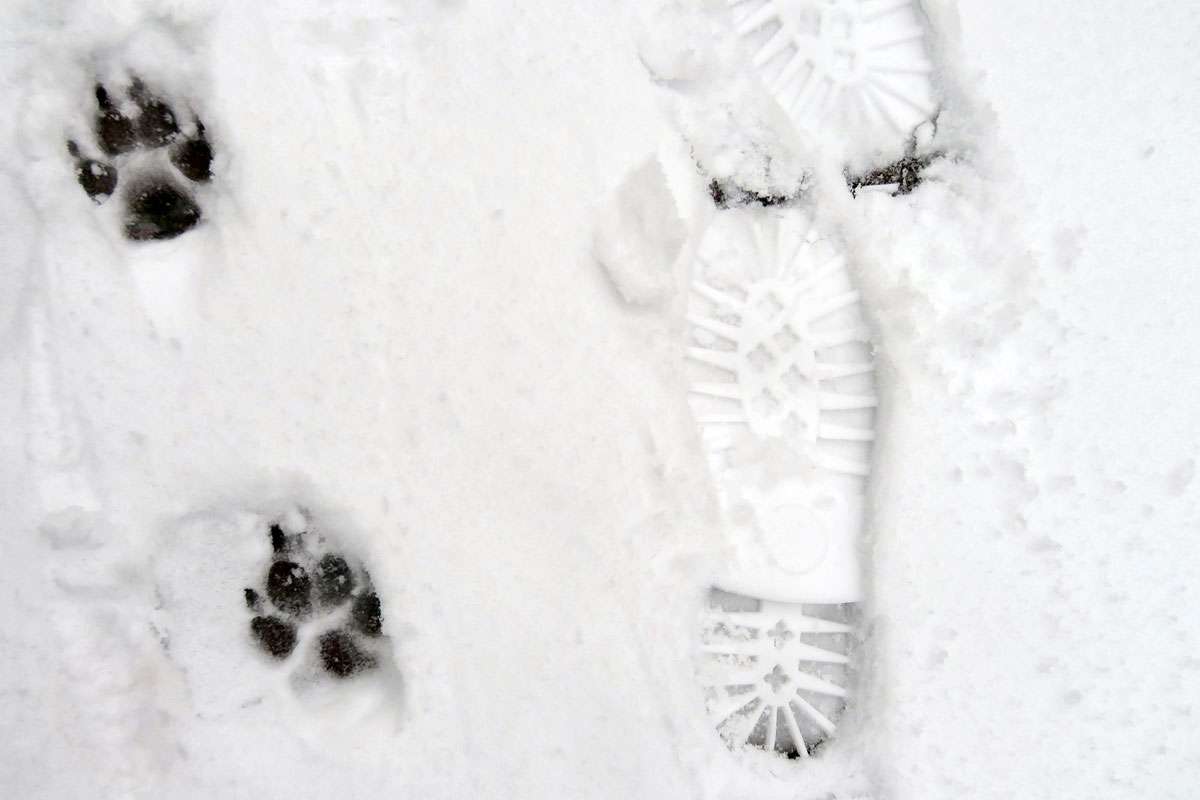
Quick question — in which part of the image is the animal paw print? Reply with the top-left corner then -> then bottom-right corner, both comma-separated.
245,520 -> 386,679
67,78 -> 213,241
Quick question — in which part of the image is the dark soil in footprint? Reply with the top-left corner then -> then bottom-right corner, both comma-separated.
319,630 -> 376,678
315,554 -> 355,607
708,178 -> 800,209
847,151 -> 942,197
170,125 -> 213,183
266,560 -> 313,618
68,141 -> 117,200
68,77 -> 213,240
124,182 -> 202,241
251,615 -> 298,660
702,149 -> 943,206
129,78 -> 181,147
350,591 -> 383,638
94,85 -> 137,156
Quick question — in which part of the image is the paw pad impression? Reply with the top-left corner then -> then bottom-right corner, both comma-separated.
245,520 -> 386,680
68,78 -> 212,241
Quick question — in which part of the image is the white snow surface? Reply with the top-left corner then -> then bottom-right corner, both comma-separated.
0,1 -> 1198,799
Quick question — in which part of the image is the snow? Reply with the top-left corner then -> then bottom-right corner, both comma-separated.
593,156 -> 685,306
1,0 -> 1198,798
866,3 -> 1200,797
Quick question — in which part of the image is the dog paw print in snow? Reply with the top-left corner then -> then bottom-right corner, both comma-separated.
67,78 -> 212,240
245,519 -> 387,680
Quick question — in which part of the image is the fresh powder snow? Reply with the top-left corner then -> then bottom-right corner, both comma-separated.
0,1 -> 1197,799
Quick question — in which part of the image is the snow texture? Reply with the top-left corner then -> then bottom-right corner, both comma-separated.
0,0 -> 1198,798
594,156 -> 685,307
